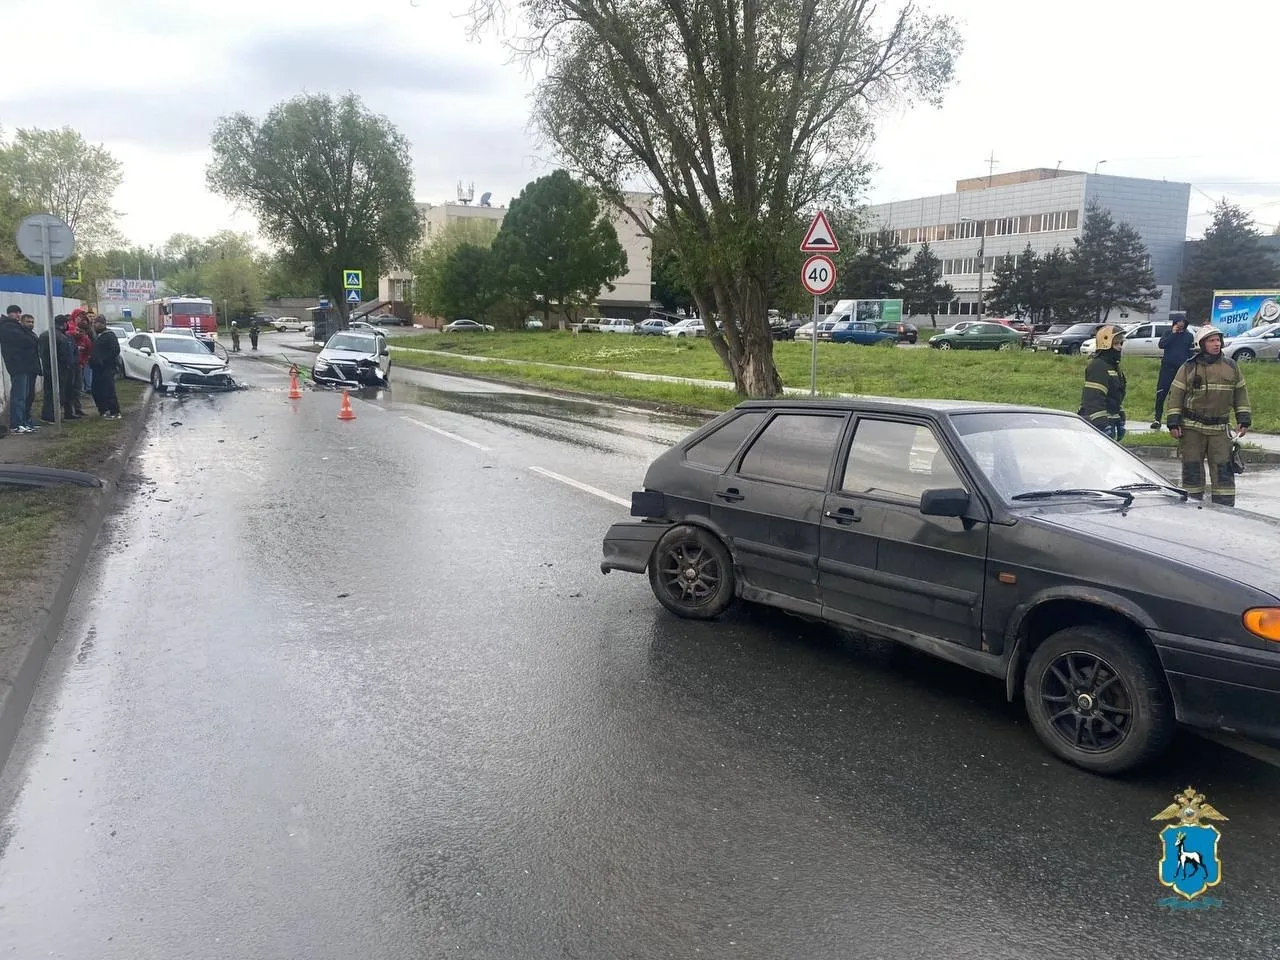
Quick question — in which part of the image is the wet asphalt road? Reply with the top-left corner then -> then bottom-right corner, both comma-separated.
1,356 -> 1279,959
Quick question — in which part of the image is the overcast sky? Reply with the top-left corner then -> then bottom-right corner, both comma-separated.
3,0 -> 1276,250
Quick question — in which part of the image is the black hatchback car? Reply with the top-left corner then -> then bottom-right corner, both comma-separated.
601,399 -> 1280,775
1031,322 -> 1104,354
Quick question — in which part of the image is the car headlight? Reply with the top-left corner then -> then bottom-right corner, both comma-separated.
315,358 -> 330,369
1053,338 -> 1062,345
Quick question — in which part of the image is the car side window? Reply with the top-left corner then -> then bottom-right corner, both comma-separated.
129,334 -> 149,349
841,419 -> 963,504
736,413 -> 846,488
684,411 -> 767,471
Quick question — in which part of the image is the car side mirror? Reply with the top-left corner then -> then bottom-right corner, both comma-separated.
380,345 -> 389,355
140,347 -> 152,356
920,488 -> 970,518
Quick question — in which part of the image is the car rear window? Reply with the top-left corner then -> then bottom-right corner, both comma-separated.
684,412 -> 766,470
737,413 -> 845,488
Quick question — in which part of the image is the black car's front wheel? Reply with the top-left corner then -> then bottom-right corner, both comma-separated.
1023,625 -> 1175,775
648,524 -> 735,620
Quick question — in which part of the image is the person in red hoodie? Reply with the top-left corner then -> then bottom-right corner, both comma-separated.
71,309 -> 94,395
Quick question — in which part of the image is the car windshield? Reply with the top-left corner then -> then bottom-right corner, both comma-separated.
1061,324 -> 1098,336
950,412 -> 1168,503
155,337 -> 212,355
326,334 -> 376,352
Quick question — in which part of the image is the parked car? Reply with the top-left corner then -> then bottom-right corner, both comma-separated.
443,319 -> 494,333
524,318 -> 544,330
929,322 -> 1025,351
597,318 -> 635,334
1032,322 -> 1103,355
1081,321 -> 1172,358
1224,322 -> 1280,362
636,318 -> 672,336
830,320 -> 897,346
797,320 -> 838,342
600,397 -> 1280,775
665,319 -> 705,338
120,331 -> 236,392
367,313 -> 411,327
311,330 -> 390,387
943,320 -> 982,335
1029,322 -> 1074,349
770,317 -> 804,341
875,319 -> 919,343
274,316 -> 308,332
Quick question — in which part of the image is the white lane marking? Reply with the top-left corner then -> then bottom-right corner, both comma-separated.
528,466 -> 630,508
400,416 -> 491,451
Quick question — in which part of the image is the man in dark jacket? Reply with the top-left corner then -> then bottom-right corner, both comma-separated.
0,305 -> 41,433
1152,315 -> 1194,429
88,316 -> 122,418
1078,324 -> 1127,439
57,317 -> 84,418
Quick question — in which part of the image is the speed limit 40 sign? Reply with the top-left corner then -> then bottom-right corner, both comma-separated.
801,254 -> 836,296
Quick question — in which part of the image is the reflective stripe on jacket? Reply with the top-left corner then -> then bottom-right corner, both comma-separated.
1078,353 -> 1126,429
1166,354 -> 1251,431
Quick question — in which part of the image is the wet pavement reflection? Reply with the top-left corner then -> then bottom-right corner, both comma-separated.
1,358 -> 1278,959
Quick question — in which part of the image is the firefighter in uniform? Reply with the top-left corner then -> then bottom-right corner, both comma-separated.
1078,324 -> 1127,439
1166,325 -> 1251,506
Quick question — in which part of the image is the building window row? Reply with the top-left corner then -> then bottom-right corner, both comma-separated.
862,208 -> 1079,247
942,255 -> 1005,276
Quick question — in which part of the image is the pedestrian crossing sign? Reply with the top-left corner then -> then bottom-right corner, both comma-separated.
343,270 -> 362,289
346,289 -> 361,304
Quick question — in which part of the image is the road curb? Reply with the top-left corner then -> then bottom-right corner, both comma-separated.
0,387 -> 157,775
1125,445 -> 1280,464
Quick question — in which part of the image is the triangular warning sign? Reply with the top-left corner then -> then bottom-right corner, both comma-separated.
801,210 -> 840,253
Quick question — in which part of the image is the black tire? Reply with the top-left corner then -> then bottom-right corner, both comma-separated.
1023,625 -> 1175,775
150,366 -> 164,391
647,524 -> 735,620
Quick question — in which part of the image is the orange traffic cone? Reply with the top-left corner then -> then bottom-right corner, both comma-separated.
288,370 -> 302,399
337,390 -> 356,421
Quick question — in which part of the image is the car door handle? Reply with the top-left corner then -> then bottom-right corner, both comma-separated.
824,507 -> 860,524
716,488 -> 745,502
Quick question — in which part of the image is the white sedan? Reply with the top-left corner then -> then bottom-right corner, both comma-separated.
664,319 -> 705,338
120,331 -> 236,392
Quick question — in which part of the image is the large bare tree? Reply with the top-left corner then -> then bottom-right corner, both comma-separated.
467,0 -> 960,395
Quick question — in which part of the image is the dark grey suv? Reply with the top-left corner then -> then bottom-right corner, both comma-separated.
601,398 -> 1280,775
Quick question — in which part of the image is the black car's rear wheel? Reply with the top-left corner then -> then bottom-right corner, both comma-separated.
1023,625 -> 1174,775
648,524 -> 735,620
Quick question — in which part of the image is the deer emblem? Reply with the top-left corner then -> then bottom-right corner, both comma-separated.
1173,831 -> 1205,879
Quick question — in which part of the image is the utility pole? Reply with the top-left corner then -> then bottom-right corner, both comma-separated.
985,151 -> 998,187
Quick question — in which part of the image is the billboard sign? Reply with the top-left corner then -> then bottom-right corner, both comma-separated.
853,299 -> 904,324
96,278 -> 158,302
1209,290 -> 1280,337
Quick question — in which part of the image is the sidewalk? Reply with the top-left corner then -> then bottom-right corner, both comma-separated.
389,345 -> 1280,451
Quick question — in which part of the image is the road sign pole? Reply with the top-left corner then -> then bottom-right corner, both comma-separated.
810,294 -> 819,396
41,221 -> 62,432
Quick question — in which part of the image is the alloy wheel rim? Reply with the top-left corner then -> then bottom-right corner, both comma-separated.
1039,650 -> 1134,753
659,540 -> 721,606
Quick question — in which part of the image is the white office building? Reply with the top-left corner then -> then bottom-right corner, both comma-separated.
860,168 -> 1191,323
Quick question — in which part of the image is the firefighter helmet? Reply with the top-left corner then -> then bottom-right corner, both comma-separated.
1095,324 -> 1126,351
1194,325 -> 1224,349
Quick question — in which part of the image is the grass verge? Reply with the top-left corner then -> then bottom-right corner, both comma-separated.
0,491 -> 77,593
0,378 -> 148,604
396,333 -> 1280,433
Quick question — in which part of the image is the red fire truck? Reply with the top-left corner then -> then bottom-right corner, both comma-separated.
145,296 -> 218,338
